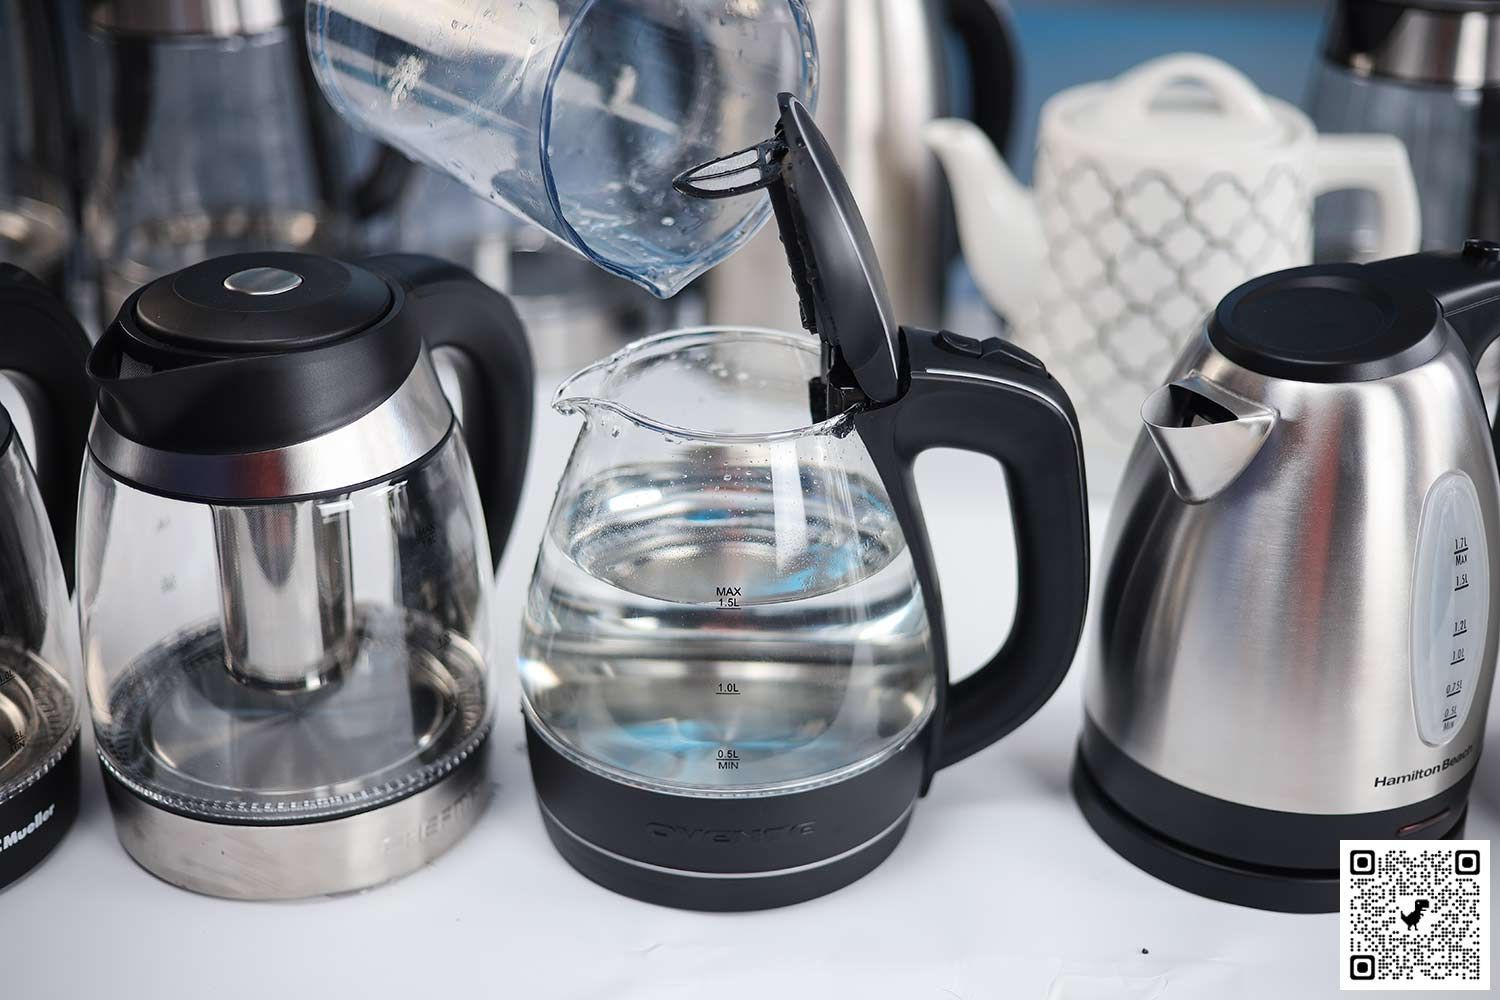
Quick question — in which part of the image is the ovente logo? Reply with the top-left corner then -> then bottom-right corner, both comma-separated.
0,803 -> 55,852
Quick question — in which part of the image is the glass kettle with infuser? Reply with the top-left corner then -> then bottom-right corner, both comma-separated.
78,251 -> 533,899
521,95 -> 1092,910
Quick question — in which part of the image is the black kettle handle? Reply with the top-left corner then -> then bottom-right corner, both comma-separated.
855,329 -> 1090,777
363,255 -> 534,570
1408,244 -> 1500,365
0,267 -> 95,587
942,0 -> 1019,157
1368,242 -> 1500,462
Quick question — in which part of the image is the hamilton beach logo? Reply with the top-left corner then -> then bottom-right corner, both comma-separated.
0,803 -> 56,853
645,821 -> 816,845
1373,744 -> 1474,788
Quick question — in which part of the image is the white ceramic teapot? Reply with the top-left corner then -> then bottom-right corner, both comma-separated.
925,53 -> 1421,490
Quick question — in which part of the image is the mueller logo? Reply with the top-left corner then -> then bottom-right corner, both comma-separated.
645,821 -> 816,845
0,803 -> 55,853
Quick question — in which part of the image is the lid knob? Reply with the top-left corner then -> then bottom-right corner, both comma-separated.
223,267 -> 304,297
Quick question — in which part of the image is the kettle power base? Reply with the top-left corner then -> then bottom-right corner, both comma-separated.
99,736 -> 492,900
525,717 -> 928,911
1072,731 -> 1472,914
0,736 -> 80,891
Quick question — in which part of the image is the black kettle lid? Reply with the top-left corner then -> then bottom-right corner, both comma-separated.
675,94 -> 903,405
91,252 -> 423,455
132,252 -> 391,354
1208,261 -> 1447,382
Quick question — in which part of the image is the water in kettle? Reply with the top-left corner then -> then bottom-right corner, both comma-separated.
521,463 -> 937,795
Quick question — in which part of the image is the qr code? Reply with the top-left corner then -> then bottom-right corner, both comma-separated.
1340,840 -> 1490,991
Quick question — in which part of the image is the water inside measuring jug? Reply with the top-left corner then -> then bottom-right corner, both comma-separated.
308,0 -> 812,296
521,463 -> 936,795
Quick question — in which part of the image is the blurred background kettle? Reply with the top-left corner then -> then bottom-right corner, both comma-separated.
701,0 -> 1019,331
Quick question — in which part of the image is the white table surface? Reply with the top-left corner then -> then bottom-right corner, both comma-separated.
5,379 -> 1497,1000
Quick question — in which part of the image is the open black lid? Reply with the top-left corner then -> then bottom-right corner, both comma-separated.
675,94 -> 903,404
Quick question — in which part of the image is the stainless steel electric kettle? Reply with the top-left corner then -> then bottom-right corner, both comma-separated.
1077,241 -> 1500,912
79,251 -> 532,899
701,0 -> 1018,331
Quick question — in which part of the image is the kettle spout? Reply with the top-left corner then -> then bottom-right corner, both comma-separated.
923,118 -> 1045,320
1141,374 -> 1277,504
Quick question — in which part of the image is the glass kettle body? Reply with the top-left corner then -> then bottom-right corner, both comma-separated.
1080,246 -> 1500,912
79,251 -> 534,899
524,329 -> 938,796
0,266 -> 94,891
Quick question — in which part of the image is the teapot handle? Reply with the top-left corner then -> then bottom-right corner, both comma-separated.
942,0 -> 1019,157
363,255 -> 535,569
855,328 -> 1090,778
0,267 -> 94,588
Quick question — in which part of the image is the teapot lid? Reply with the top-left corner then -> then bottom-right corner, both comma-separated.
1053,54 -> 1295,154
1209,262 -> 1444,382
674,95 -> 903,405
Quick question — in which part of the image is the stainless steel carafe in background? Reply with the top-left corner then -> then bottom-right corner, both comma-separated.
701,0 -> 1018,331
79,251 -> 533,899
1310,0 -> 1500,262
1077,242 -> 1500,913
82,0 -> 410,324
0,1 -> 78,290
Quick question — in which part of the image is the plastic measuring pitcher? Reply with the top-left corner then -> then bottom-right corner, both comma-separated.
306,0 -> 818,298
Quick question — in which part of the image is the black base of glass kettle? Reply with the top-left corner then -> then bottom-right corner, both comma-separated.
1072,722 -> 1474,914
0,736 -> 80,892
525,716 -> 928,911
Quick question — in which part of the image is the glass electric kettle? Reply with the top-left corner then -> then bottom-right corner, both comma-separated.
0,267 -> 94,891
78,252 -> 534,899
521,96 -> 1092,910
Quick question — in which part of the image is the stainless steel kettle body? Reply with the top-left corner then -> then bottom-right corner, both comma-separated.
1077,246 -> 1500,913
702,0 -> 1017,331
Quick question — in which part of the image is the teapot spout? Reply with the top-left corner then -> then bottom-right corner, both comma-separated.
1141,374 -> 1278,504
923,118 -> 1045,320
